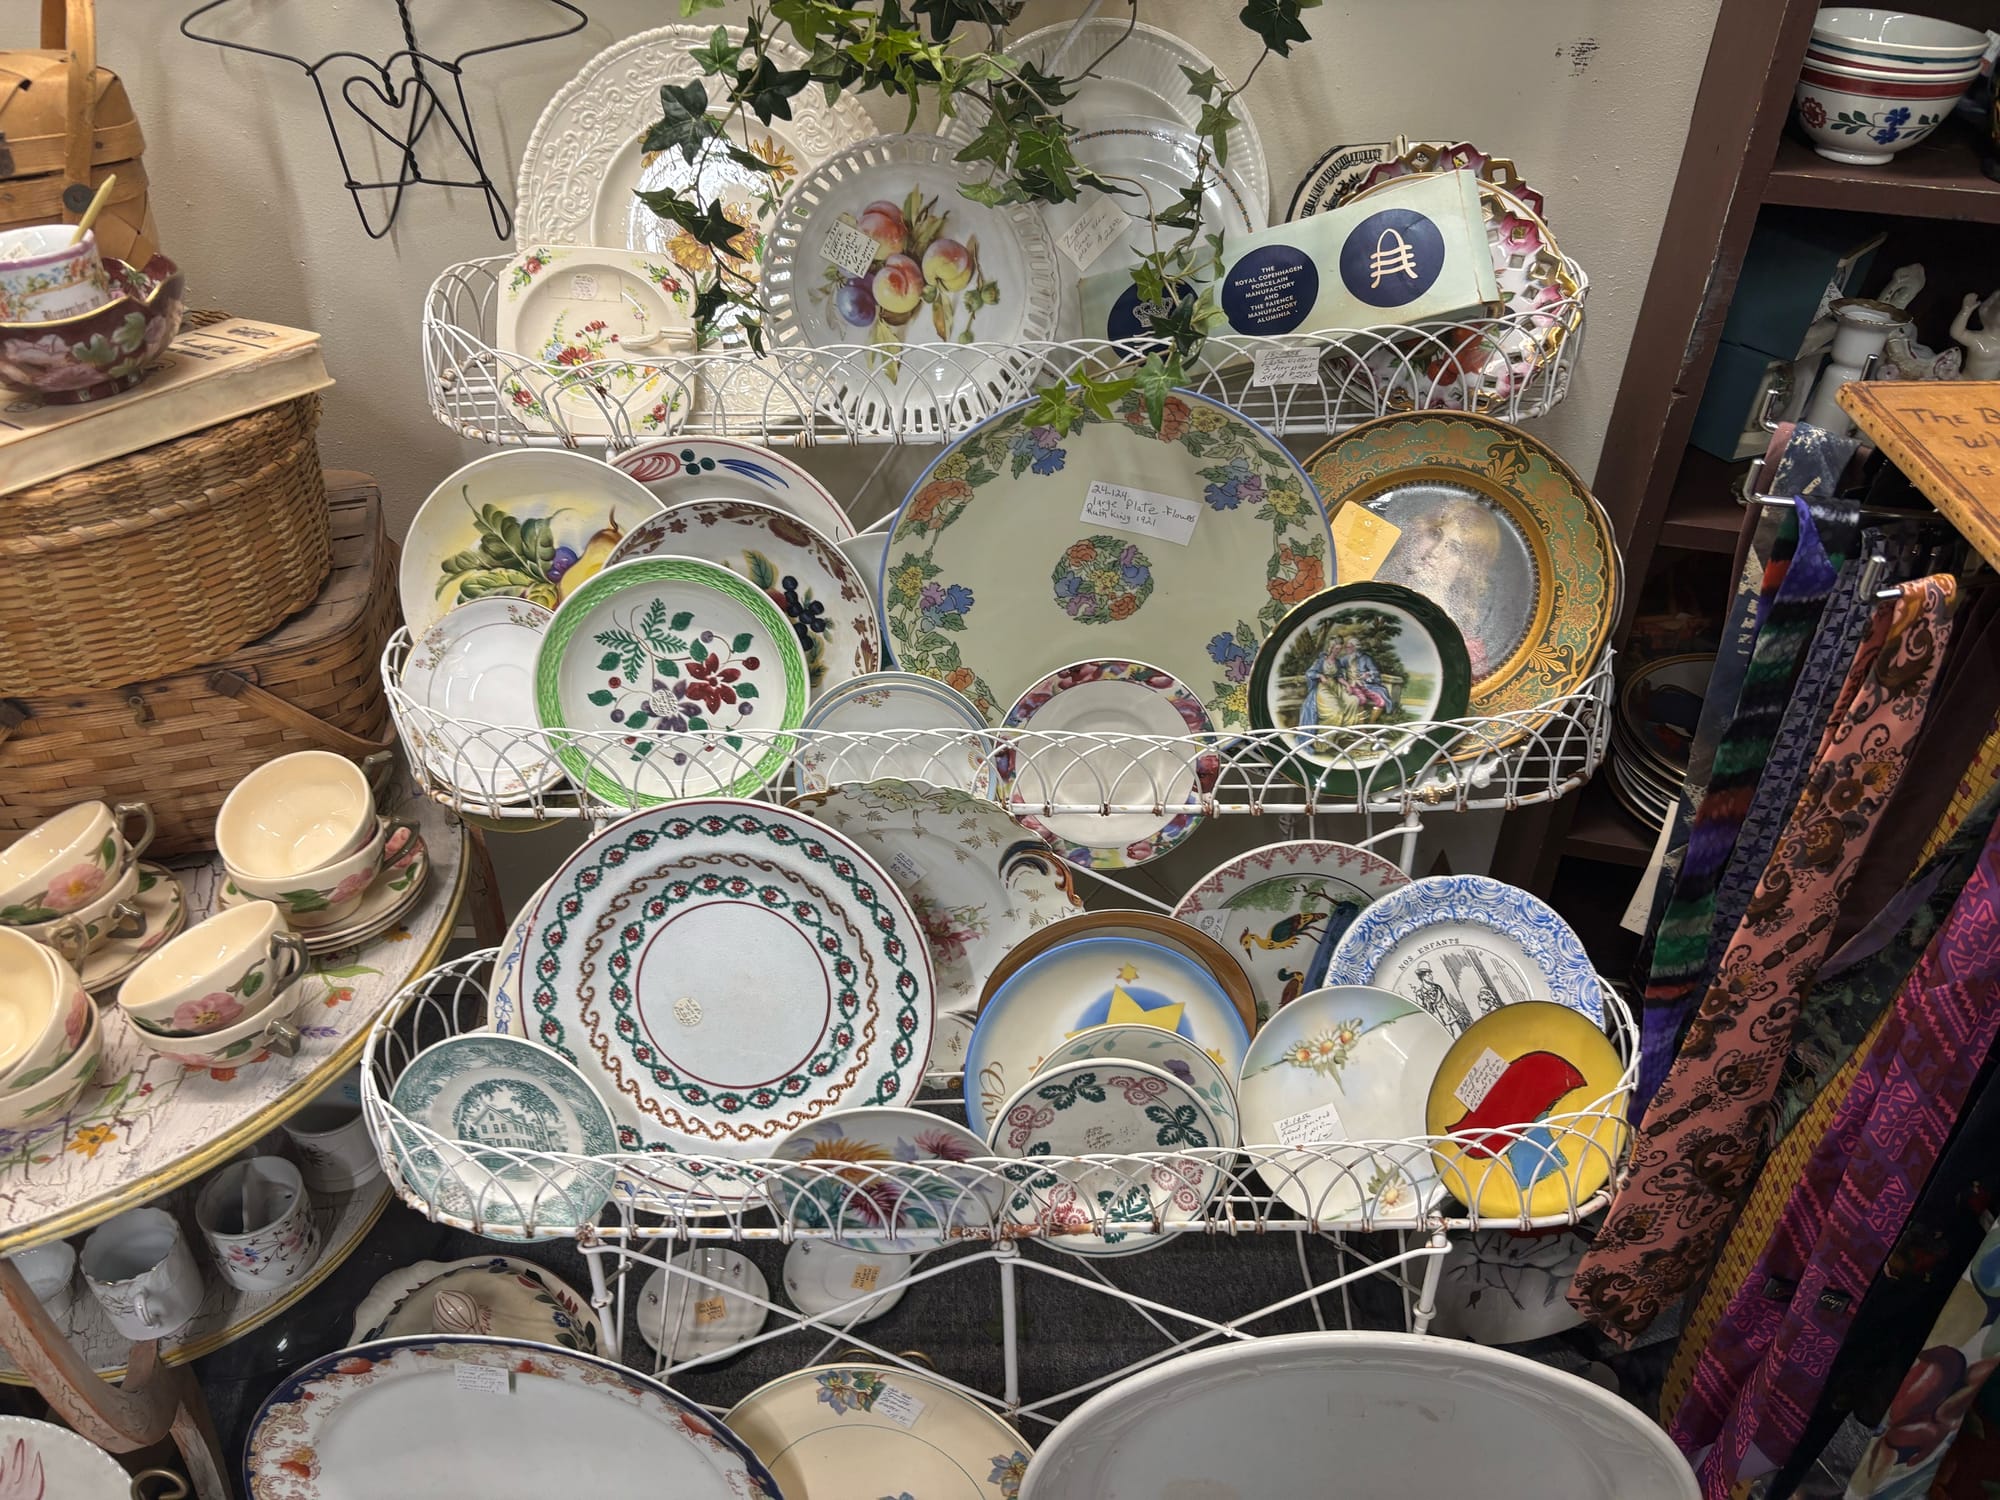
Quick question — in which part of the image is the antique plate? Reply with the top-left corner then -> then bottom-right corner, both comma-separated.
1236,985 -> 1452,1223
1028,123 -> 1258,279
790,779 -> 1081,1073
1303,414 -> 1616,725
964,935 -> 1252,1140
492,245 -> 695,439
976,911 -> 1258,1037
1326,875 -> 1605,1030
1017,1332 -> 1700,1498
386,1032 -> 617,1241
487,874 -> 550,1038
398,597 -> 559,805
80,862 -> 185,996
0,1415 -> 128,1498
726,1364 -> 1032,1500
1429,1227 -> 1591,1345
607,498 -> 881,699
517,800 -> 935,1164
244,1336 -> 782,1498
1284,140 -> 1415,218
534,556 -> 809,807
637,1248 -> 769,1358
989,1057 -> 1226,1257
793,672 -> 994,797
781,1240 -> 911,1327
1035,1023 -> 1238,1146
765,1105 -> 999,1253
996,659 -> 1220,871
352,1254 -> 605,1352
1424,1001 -> 1629,1220
882,390 -> 1332,728
1617,653 -> 1710,780
400,449 -> 663,641
1247,582 -> 1471,800
836,522 -> 892,622
612,437 -> 857,542
762,133 -> 1062,437
1169,840 -> 1411,1025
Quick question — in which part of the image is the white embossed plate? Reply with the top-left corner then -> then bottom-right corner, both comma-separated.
398,597 -> 558,804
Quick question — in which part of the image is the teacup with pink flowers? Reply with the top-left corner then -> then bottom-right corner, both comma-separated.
0,801 -> 153,926
16,857 -> 142,964
224,815 -> 416,930
118,900 -> 307,1038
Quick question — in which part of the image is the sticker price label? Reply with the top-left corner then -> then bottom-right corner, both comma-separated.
850,1263 -> 882,1292
1056,193 -> 1131,272
568,272 -> 603,302
1331,505 -> 1403,586
1251,345 -> 1323,387
886,849 -> 928,886
1452,1048 -> 1510,1112
875,1383 -> 928,1429
1081,480 -> 1201,547
453,1362 -> 512,1396
820,220 -> 879,278
1273,1100 -> 1346,1148
693,1296 -> 728,1326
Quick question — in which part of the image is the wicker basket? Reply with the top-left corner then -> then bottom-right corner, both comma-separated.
0,393 -> 332,694
0,482 -> 396,857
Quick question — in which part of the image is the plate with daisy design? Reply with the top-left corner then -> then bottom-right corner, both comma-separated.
764,1105 -> 1001,1253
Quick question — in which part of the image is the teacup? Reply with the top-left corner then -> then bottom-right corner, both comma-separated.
0,928 -> 90,1090
6,1241 -> 77,1324
18,857 -> 141,964
0,999 -> 101,1129
227,814 -> 414,930
119,901 -> 306,1037
79,1205 -> 201,1341
282,1069 -> 381,1194
215,752 -> 383,883
127,974 -> 305,1072
0,800 -> 152,924
0,226 -> 111,323
195,1156 -> 320,1292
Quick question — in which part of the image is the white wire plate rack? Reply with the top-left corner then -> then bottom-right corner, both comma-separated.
383,633 -> 1612,823
424,254 -> 1588,447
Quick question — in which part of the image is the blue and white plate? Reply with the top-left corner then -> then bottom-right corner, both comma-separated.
1324,875 -> 1603,1031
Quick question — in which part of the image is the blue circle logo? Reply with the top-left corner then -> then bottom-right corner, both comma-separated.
1105,278 -> 1194,344
1338,209 -> 1447,308
1219,246 -> 1318,336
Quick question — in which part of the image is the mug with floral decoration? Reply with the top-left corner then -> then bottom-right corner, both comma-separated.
194,1157 -> 319,1292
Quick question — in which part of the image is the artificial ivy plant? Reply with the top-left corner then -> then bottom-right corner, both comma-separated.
641,0 -> 1319,429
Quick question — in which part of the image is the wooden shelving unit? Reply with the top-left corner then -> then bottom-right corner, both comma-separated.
1765,131 -> 2000,224
1566,779 -> 1654,869
1658,448 -> 1750,556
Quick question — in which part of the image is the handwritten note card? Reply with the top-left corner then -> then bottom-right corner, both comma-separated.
1081,481 -> 1200,547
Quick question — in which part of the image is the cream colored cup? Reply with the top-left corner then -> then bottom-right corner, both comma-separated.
126,974 -> 306,1072
119,901 -> 306,1036
216,752 -> 380,882
226,814 -> 413,929
0,927 -> 89,1088
0,999 -> 101,1129
6,1241 -> 76,1324
19,858 -> 140,965
0,801 -> 152,922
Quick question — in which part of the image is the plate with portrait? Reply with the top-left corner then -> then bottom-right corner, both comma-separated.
1248,582 -> 1471,800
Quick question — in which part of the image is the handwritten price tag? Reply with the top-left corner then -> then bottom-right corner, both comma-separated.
1251,345 -> 1322,387
1057,193 -> 1131,272
1331,505 -> 1402,586
1274,1100 -> 1346,1148
453,1362 -> 512,1396
886,848 -> 928,886
693,1296 -> 728,1326
1452,1048 -> 1510,1112
820,219 -> 879,278
874,1383 -> 928,1429
1081,480 -> 1200,547
850,1262 -> 882,1292
568,272 -> 604,302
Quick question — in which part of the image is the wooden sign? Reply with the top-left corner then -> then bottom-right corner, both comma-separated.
1839,381 -> 2000,572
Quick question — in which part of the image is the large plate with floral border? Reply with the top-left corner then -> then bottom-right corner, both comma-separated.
607,498 -> 881,699
763,1105 -> 1003,1254
1169,840 -> 1411,1026
243,1335 -> 781,1498
1303,413 -> 1616,731
976,911 -> 1258,1038
400,450 -> 663,642
964,935 -> 1252,1141
727,1364 -> 1031,1500
762,133 -> 1063,438
517,800 -> 935,1171
1325,874 -> 1604,1031
996,658 -> 1221,871
790,779 -> 1081,1075
534,556 -> 809,807
612,437 -> 857,542
882,389 -> 1332,728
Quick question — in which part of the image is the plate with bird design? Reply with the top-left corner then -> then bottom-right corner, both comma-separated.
1170,840 -> 1411,1026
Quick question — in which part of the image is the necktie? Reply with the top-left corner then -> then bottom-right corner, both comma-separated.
1571,577 -> 1955,1346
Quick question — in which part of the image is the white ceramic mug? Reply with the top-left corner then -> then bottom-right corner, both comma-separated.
282,1070 -> 381,1194
5,1241 -> 75,1324
194,1157 -> 319,1292
79,1207 -> 202,1340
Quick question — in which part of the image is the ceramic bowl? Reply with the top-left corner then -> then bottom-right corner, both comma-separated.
0,800 -> 151,922
118,901 -> 308,1036
215,751 -> 379,882
0,999 -> 101,1130
1794,64 -> 1974,163
0,928 -> 90,1092
1805,43 -> 1984,75
15,857 -> 140,964
124,974 -> 306,1072
227,813 -> 411,930
0,254 -> 184,405
1812,7 -> 1992,67
0,226 -> 110,322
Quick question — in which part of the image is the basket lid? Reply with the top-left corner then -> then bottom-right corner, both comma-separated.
0,54 -> 144,179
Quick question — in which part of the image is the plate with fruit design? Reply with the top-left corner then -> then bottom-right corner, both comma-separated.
762,133 -> 1062,440
400,450 -> 663,641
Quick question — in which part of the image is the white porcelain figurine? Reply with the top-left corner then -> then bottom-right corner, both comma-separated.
1951,290 -> 2000,381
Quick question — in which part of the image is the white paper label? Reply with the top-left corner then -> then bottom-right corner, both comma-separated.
568,271 -> 603,302
820,220 -> 879,278
454,1362 -> 511,1395
875,1382 -> 927,1429
1251,345 -> 1322,387
1188,908 -> 1233,942
1080,481 -> 1200,547
1452,1048 -> 1510,1112
1274,1100 -> 1346,1148
886,849 -> 927,886
1056,193 -> 1130,272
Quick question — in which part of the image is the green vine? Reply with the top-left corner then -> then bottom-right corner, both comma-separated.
645,0 -> 1319,429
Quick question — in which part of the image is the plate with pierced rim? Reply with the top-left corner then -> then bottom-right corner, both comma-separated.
1325,874 -> 1604,1032
1035,1022 -> 1238,1146
964,934 -> 1252,1141
1303,413 -> 1617,734
535,556 -> 809,808
996,658 -> 1221,872
399,597 -> 559,805
976,910 -> 1257,1037
762,133 -> 1062,439
1236,985 -> 1451,1225
612,437 -> 857,542
244,1335 -> 782,1499
989,1057 -> 1226,1258
793,671 -> 996,797
727,1364 -> 1032,1500
607,498 -> 881,700
790,778 -> 1081,1074
516,799 -> 935,1192
1169,839 -> 1411,1026
765,1104 -> 1000,1253
351,1254 -> 605,1352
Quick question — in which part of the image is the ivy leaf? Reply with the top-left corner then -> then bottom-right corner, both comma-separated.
724,143 -> 782,176
910,0 -> 1022,41
730,631 -> 754,652
670,610 -> 695,630
1021,382 -> 1084,434
688,25 -> 741,75
951,115 -> 1014,172
742,56 -> 813,123
597,652 -> 622,672
1196,101 -> 1236,169
1010,61 -> 1073,112
1135,354 -> 1183,434
678,0 -> 726,13
1011,119 -> 1084,203
1154,179 -> 1209,233
1179,64 -> 1224,103
640,81 -> 722,164
1239,0 -> 1320,56
1076,371 -> 1138,422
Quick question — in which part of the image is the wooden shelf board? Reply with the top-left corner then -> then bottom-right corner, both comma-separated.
1659,448 -> 1750,554
1563,778 -> 1655,868
1764,131 -> 2000,223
